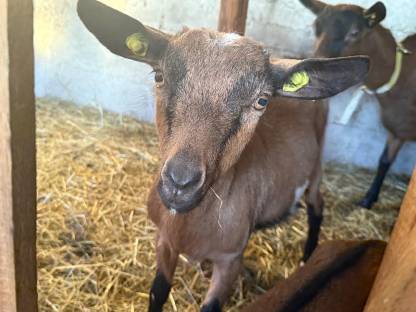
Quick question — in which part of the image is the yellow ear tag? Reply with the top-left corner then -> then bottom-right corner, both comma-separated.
125,32 -> 149,57
282,71 -> 310,92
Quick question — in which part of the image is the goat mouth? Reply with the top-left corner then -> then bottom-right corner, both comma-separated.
157,180 -> 204,213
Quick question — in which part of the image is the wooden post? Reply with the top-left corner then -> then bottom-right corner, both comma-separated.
364,170 -> 416,312
0,0 -> 38,311
218,0 -> 249,35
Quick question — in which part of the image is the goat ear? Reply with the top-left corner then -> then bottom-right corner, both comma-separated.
364,2 -> 386,27
299,0 -> 328,15
272,56 -> 369,100
77,0 -> 170,66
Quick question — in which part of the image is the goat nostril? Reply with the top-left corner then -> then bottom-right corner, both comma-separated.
167,166 -> 203,189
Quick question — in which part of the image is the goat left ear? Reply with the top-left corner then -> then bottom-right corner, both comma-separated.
364,2 -> 386,27
272,56 -> 369,100
77,0 -> 170,67
299,0 -> 329,15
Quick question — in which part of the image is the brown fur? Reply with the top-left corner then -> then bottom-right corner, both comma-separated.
305,1 -> 416,140
343,27 -> 416,141
138,28 -> 337,310
76,1 -> 370,309
148,91 -> 328,305
301,0 -> 416,208
241,240 -> 386,312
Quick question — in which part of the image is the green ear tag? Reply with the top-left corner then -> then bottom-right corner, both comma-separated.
126,33 -> 149,57
282,71 -> 310,92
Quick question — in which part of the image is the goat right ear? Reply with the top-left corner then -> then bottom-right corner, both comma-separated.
272,56 -> 369,100
77,0 -> 170,66
364,2 -> 386,28
299,0 -> 328,15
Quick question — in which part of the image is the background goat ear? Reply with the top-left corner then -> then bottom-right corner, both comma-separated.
299,0 -> 328,15
77,0 -> 170,66
364,2 -> 386,28
272,56 -> 369,100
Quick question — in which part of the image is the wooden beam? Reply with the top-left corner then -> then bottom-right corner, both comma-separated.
0,0 -> 37,311
364,170 -> 416,312
218,0 -> 249,35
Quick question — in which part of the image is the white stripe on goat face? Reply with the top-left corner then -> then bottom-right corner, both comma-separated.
290,180 -> 309,214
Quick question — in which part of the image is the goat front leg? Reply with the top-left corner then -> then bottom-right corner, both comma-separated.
148,237 -> 178,312
358,134 -> 403,209
303,189 -> 324,263
302,159 -> 324,263
200,254 -> 242,312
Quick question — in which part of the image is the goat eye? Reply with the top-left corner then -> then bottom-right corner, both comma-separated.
154,72 -> 163,84
254,97 -> 269,110
346,29 -> 360,41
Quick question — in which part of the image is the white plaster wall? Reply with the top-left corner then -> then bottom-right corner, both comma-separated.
34,0 -> 416,174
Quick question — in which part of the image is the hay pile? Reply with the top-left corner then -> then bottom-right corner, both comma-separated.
37,98 -> 407,312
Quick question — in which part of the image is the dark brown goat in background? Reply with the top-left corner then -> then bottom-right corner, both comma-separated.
242,240 -> 386,312
300,0 -> 416,209
77,0 -> 368,311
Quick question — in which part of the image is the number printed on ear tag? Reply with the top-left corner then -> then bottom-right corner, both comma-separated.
126,32 -> 149,57
283,71 -> 310,92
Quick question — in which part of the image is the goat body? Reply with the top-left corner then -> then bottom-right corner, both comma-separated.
242,240 -> 386,312
148,97 -> 328,308
77,1 -> 369,310
300,0 -> 416,208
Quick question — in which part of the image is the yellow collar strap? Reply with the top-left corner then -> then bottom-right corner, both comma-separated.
339,42 -> 412,125
364,42 -> 412,95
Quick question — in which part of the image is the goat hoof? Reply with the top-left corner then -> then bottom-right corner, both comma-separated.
357,197 -> 374,209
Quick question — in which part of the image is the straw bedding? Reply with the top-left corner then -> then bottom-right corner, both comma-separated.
36,98 -> 408,312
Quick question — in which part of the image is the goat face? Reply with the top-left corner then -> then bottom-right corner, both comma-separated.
154,30 -> 274,212
78,0 -> 369,213
300,1 -> 386,57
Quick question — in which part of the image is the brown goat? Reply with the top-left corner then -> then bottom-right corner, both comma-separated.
300,0 -> 416,209
77,1 -> 369,311
242,240 -> 386,312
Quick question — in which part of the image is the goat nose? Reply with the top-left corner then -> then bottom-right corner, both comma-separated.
166,163 -> 203,189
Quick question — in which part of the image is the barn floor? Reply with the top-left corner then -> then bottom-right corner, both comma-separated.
36,98 -> 408,312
